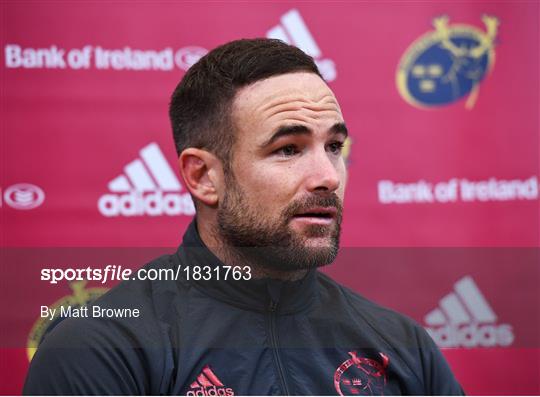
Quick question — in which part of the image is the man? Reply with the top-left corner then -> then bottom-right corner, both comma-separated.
24,39 -> 464,395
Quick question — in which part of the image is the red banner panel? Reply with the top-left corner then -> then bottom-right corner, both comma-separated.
2,1 -> 538,395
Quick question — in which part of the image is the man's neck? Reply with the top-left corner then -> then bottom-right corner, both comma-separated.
196,218 -> 309,282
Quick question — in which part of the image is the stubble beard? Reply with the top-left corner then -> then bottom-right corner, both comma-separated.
216,172 -> 343,274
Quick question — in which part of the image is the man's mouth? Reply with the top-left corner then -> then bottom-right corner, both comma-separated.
291,207 -> 337,225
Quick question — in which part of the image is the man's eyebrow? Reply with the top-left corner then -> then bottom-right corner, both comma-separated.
260,122 -> 348,149
259,124 -> 311,148
331,122 -> 348,137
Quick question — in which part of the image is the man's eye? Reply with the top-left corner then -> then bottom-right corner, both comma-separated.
328,141 -> 344,154
276,144 -> 299,157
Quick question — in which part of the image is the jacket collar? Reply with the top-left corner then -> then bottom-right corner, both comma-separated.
176,219 -> 318,314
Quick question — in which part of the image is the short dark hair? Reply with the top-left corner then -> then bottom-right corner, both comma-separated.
169,38 -> 322,168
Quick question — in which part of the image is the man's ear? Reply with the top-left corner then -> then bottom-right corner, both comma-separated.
178,148 -> 223,207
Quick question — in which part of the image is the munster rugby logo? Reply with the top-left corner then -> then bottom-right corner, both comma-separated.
334,351 -> 389,395
397,15 -> 498,109
27,281 -> 107,361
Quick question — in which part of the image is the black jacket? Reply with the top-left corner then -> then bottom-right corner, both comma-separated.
24,221 -> 464,395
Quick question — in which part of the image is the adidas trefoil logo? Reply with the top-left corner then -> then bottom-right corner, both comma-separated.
267,9 -> 336,82
187,365 -> 234,396
424,276 -> 514,348
98,142 -> 195,217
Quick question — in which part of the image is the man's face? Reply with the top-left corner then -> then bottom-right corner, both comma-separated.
217,72 -> 347,272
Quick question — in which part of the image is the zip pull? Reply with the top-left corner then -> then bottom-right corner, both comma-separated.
267,280 -> 282,312
268,299 -> 278,312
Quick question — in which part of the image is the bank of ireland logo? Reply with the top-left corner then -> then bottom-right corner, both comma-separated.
27,281 -> 107,361
2,183 -> 45,210
397,15 -> 499,109
334,351 -> 389,396
175,46 -> 208,71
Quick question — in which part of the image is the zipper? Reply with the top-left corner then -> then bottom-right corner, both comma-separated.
268,299 -> 291,395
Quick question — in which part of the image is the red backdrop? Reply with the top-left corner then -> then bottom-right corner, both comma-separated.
1,1 -> 538,395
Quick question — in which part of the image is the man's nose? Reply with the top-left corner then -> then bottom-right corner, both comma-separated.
304,147 -> 341,193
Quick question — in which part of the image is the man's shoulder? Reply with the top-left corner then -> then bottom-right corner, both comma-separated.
24,253 -> 183,395
315,271 -> 430,347
314,272 -> 465,395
